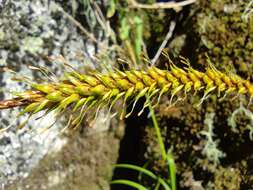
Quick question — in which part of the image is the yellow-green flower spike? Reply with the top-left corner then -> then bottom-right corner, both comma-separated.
2,62 -> 253,130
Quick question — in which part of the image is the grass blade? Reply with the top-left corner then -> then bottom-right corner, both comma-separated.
114,164 -> 171,190
111,179 -> 148,190
146,94 -> 167,161
114,164 -> 157,179
167,151 -> 176,190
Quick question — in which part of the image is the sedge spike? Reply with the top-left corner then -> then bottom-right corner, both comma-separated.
1,64 -> 253,130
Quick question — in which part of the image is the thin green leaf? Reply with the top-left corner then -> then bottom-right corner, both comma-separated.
107,0 -> 116,18
111,179 -> 148,190
157,177 -> 172,190
114,164 -> 157,179
167,150 -> 176,190
119,17 -> 130,40
134,16 -> 143,64
114,164 -> 171,190
146,95 -> 167,161
138,161 -> 151,181
154,182 -> 161,190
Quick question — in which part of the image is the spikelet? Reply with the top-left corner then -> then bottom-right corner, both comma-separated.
1,62 -> 253,130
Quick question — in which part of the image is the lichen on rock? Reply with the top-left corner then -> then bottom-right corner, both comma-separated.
0,0 -> 121,189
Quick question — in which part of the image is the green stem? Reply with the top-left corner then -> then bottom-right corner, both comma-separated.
167,150 -> 176,190
146,95 -> 167,161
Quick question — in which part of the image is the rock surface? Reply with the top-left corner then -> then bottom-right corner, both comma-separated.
0,0 -> 122,189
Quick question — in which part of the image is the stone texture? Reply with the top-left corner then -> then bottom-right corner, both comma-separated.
0,0 -> 122,189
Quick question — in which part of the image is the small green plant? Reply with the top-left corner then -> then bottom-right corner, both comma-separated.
106,0 -> 144,67
111,163 -> 174,190
111,95 -> 176,190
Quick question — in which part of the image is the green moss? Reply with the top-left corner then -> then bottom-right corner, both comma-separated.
194,0 -> 253,76
213,166 -> 241,190
141,1 -> 253,189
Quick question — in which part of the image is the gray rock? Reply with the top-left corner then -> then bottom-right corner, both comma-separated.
0,0 -> 110,188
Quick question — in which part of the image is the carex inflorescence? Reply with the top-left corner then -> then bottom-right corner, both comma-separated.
1,61 -> 253,130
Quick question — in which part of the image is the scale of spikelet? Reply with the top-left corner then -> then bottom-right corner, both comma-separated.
1,62 -> 253,130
